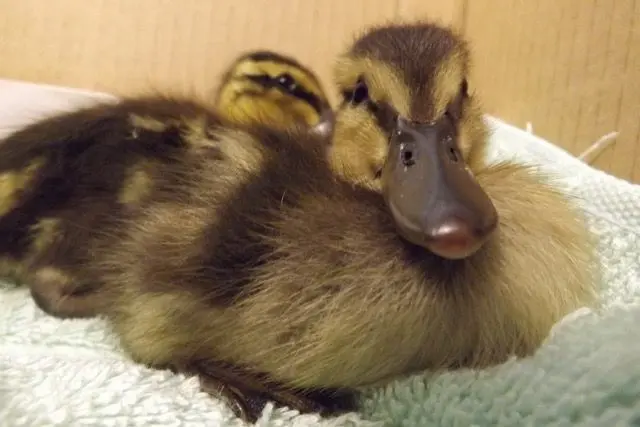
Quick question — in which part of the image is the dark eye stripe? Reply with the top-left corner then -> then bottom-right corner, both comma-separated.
244,74 -> 273,87
288,87 -> 323,114
369,101 -> 397,134
243,74 -> 323,114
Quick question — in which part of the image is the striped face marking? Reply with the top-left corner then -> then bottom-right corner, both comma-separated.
231,53 -> 326,115
216,52 -> 330,128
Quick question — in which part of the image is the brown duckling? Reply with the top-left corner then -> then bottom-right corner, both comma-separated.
0,98 -> 214,317
214,50 -> 333,134
0,52 -> 329,305
0,21 -> 599,423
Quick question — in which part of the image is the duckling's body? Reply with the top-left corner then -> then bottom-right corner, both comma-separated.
101,114 -> 596,387
215,50 -> 331,131
0,97 -> 221,317
0,21 -> 599,423
0,51 -> 330,318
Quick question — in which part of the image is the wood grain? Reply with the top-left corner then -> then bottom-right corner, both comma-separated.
464,0 -> 640,182
0,0 -> 460,100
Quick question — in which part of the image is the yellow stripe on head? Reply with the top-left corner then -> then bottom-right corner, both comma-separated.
431,49 -> 466,119
333,55 -> 411,118
215,51 -> 330,130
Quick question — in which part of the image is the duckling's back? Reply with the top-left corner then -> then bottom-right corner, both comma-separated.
98,139 -> 598,393
0,96 -> 228,315
0,90 -> 599,417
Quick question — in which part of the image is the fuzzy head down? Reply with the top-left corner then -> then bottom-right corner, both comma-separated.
329,22 -> 489,187
327,22 -> 499,260
214,50 -> 331,131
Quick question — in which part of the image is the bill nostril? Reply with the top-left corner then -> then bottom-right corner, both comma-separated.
399,142 -> 416,167
402,149 -> 415,166
447,146 -> 460,163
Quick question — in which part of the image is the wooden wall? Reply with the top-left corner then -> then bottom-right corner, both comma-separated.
0,0 -> 638,181
465,0 -> 640,182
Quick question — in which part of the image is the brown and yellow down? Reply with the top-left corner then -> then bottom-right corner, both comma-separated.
0,21 -> 600,423
214,50 -> 331,132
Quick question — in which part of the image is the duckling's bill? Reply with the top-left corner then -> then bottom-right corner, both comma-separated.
381,115 -> 498,260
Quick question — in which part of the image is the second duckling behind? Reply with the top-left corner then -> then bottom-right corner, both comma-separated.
215,50 -> 332,133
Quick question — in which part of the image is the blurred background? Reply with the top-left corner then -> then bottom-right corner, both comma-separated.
0,0 -> 638,182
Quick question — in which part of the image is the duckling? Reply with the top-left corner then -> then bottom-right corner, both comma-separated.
0,98 -> 220,317
0,21 -> 599,423
214,50 -> 333,134
0,52 -> 329,301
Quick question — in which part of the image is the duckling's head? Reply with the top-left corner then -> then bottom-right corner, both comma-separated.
214,50 -> 332,132
329,21 -> 497,260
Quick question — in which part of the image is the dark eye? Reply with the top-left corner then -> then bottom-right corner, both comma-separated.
350,79 -> 369,105
276,73 -> 297,92
461,79 -> 469,97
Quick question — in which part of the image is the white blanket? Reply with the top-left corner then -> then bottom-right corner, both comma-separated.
0,79 -> 638,427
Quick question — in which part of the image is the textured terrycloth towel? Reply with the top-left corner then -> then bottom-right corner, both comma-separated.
0,79 -> 639,427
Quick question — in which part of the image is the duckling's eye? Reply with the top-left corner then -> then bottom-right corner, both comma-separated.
275,73 -> 297,92
350,80 -> 370,105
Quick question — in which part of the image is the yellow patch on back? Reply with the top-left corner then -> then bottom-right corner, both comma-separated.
129,114 -> 171,133
113,291 -> 214,366
333,56 -> 411,117
0,257 -> 25,283
0,157 -> 45,216
180,115 -> 210,142
119,161 -> 154,205
30,217 -> 62,254
211,128 -> 266,176
34,266 -> 71,287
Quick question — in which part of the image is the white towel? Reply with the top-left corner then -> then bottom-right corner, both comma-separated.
0,79 -> 638,427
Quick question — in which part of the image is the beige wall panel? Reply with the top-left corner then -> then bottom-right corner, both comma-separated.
397,0 -> 464,27
0,0 -> 456,105
465,0 -> 640,182
0,0 -> 398,102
